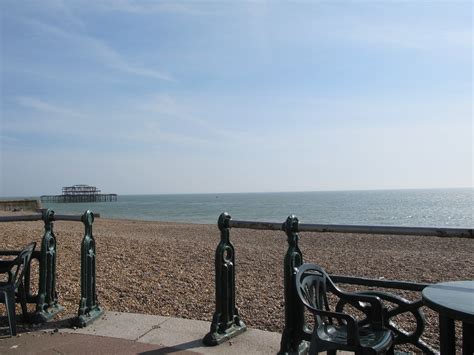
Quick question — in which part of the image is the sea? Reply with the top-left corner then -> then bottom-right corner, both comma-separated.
38,188 -> 473,228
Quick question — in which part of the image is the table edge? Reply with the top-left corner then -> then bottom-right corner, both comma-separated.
422,282 -> 474,324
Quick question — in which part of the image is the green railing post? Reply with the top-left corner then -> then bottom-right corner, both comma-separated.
75,210 -> 103,327
279,215 -> 309,354
203,212 -> 246,345
34,208 -> 63,322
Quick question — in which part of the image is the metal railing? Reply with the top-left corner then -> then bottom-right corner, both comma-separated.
204,212 -> 473,354
0,209 -> 103,327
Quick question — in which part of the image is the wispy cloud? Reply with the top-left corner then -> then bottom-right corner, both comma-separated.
339,21 -> 473,51
137,94 -> 228,137
127,121 -> 211,146
6,96 -> 95,136
267,9 -> 472,52
93,0 -> 207,16
0,135 -> 22,144
45,0 -> 87,30
7,95 -> 212,148
138,95 -> 209,126
15,96 -> 86,119
21,18 -> 174,82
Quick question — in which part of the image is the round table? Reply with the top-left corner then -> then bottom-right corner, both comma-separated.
422,280 -> 474,355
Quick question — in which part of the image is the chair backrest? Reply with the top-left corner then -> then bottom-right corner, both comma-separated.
11,242 -> 36,289
295,263 -> 337,326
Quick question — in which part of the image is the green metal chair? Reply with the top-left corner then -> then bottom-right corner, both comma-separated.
295,263 -> 394,355
0,242 -> 36,336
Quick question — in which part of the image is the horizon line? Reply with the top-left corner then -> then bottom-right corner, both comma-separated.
2,186 -> 472,199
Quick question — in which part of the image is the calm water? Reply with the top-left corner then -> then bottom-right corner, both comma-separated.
38,188 -> 473,227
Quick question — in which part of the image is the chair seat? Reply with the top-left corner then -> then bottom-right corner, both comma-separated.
317,324 -> 393,352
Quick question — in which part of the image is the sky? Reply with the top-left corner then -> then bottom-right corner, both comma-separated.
0,0 -> 472,196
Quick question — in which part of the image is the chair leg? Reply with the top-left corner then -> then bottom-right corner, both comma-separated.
308,342 -> 321,355
4,289 -> 17,336
386,344 -> 395,355
308,331 -> 324,355
18,284 -> 29,322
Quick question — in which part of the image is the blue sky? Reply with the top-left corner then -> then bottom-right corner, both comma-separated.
1,1 -> 472,196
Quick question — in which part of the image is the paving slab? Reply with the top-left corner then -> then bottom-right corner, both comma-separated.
61,312 -> 170,341
0,332 -> 198,355
62,311 -> 282,354
1,311 -> 352,354
138,316 -> 281,354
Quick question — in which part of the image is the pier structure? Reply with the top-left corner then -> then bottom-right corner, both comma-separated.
41,185 -> 117,203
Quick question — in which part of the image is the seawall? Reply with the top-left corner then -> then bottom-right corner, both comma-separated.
0,199 -> 42,211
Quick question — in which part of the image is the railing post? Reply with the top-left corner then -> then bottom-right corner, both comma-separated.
279,215 -> 308,355
203,212 -> 246,345
34,208 -> 63,322
75,210 -> 104,327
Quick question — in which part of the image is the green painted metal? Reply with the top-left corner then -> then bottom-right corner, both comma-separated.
203,212 -> 247,346
205,213 -> 462,353
278,215 -> 309,355
34,209 -> 64,323
75,210 -> 104,327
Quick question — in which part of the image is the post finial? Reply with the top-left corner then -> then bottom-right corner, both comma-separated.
42,209 -> 55,222
284,214 -> 299,234
218,212 -> 231,231
81,210 -> 94,226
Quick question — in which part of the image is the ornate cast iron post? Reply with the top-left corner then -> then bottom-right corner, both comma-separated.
279,215 -> 308,355
203,212 -> 246,345
35,209 -> 63,322
75,210 -> 103,327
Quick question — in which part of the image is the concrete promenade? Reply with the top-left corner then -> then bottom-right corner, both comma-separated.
0,311 -> 283,354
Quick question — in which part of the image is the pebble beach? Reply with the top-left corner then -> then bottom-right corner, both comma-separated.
1,212 -> 473,351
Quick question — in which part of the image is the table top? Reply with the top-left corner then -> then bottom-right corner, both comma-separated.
422,280 -> 474,323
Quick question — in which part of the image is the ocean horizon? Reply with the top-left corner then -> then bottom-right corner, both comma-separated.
10,187 -> 470,227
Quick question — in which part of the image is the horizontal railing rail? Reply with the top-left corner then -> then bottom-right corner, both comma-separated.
0,214 -> 43,222
298,223 -> 473,238
228,219 -> 473,238
205,212 -> 472,354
